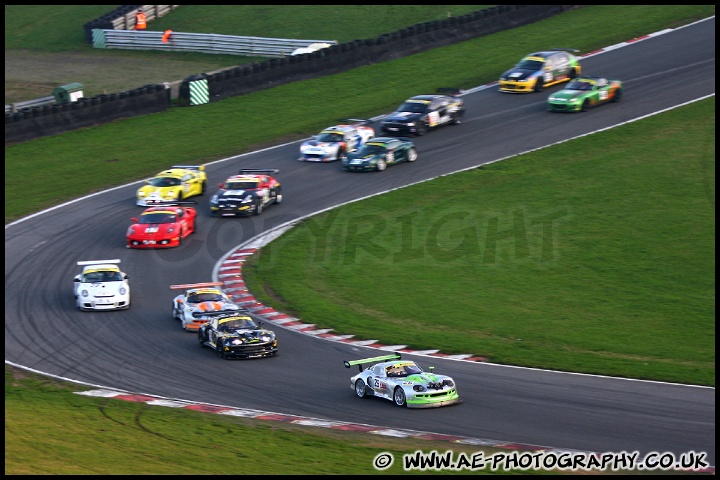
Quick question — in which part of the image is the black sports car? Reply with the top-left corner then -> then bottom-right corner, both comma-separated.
209,168 -> 282,217
198,311 -> 278,359
379,89 -> 465,136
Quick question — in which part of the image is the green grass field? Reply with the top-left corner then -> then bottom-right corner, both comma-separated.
4,5 -> 715,475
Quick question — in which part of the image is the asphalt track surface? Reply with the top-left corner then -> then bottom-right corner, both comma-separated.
5,18 -> 715,467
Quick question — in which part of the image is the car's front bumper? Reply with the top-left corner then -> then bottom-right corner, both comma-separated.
78,297 -> 130,310
220,344 -> 278,359
381,124 -> 416,135
547,102 -> 581,112
498,80 -> 537,93
127,235 -> 179,248
298,153 -> 337,162
210,204 -> 255,216
406,389 -> 462,408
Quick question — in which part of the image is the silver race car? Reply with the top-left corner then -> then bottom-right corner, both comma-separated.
344,353 -> 461,408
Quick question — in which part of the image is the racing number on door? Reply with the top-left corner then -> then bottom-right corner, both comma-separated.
386,150 -> 394,163
599,90 -> 608,100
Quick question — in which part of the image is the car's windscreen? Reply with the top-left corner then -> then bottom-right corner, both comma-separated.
83,271 -> 122,283
224,182 -> 258,190
395,102 -> 428,114
149,177 -> 181,187
515,59 -> 544,70
187,292 -> 224,303
357,144 -> 387,155
139,213 -> 176,224
386,364 -> 423,377
567,81 -> 592,91
218,319 -> 257,331
316,132 -> 344,143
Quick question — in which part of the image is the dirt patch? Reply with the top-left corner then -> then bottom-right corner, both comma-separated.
4,49 -> 241,104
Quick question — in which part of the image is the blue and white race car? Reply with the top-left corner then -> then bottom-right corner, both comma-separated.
298,120 -> 375,162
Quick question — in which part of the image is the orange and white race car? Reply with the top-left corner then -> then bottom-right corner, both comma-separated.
170,282 -> 240,331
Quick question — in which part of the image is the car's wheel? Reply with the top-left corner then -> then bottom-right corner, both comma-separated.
178,229 -> 184,245
216,341 -> 225,358
200,181 -> 207,195
534,78 -> 544,92
275,188 -> 283,204
581,100 -> 589,112
376,159 -> 387,171
337,148 -> 346,162
177,191 -> 183,201
393,387 -> 407,407
255,200 -> 264,216
355,379 -> 368,398
450,113 -> 461,125
406,148 -> 418,162
198,329 -> 206,347
611,89 -> 622,102
415,122 -> 427,136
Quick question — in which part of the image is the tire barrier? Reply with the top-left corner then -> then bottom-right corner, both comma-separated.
5,84 -> 170,144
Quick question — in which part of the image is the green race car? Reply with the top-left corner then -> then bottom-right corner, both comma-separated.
547,76 -> 623,112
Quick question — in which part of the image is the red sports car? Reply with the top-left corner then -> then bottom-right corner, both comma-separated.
127,205 -> 196,248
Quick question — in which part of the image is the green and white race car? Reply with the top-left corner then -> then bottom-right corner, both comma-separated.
344,353 -> 461,408
547,76 -> 623,112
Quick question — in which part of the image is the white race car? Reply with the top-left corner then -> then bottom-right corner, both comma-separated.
170,282 -> 240,331
73,259 -> 130,311
298,120 -> 375,162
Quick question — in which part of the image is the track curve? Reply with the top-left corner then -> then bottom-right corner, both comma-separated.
5,18 -> 715,465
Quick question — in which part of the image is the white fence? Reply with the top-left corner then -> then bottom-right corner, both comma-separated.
92,29 -> 337,58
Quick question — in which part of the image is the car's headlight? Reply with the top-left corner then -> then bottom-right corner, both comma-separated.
241,195 -> 253,204
231,338 -> 243,345
164,191 -> 176,198
137,191 -> 146,197
81,290 -> 89,297
443,379 -> 454,387
260,334 -> 273,342
549,97 -> 558,101
413,384 -> 426,392
119,287 -> 127,295
211,194 -> 218,203
128,227 -> 135,235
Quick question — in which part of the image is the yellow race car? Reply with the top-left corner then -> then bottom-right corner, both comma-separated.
136,165 -> 207,206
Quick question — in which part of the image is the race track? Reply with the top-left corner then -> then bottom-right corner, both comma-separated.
5,17 -> 715,466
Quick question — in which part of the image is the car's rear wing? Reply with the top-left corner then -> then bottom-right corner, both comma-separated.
551,47 -> 580,53
170,282 -> 223,290
191,309 -> 242,318
146,200 -> 198,206
77,259 -> 121,266
239,168 -> 279,175
171,165 -> 205,171
344,353 -> 401,371
340,118 -> 373,126
192,309 -> 247,319
436,87 -> 464,96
